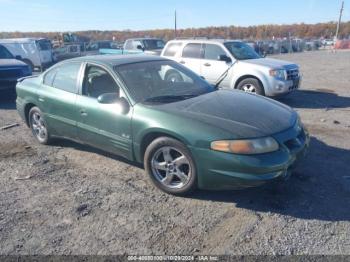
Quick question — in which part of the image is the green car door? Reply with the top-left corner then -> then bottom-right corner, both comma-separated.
37,62 -> 83,139
75,63 -> 133,159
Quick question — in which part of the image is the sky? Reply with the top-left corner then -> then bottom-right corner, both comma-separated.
0,0 -> 349,32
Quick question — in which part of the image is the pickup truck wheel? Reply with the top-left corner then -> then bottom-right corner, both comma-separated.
29,107 -> 51,145
144,137 -> 197,196
237,78 -> 265,96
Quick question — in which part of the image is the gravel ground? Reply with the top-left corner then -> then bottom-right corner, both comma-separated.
0,50 -> 349,255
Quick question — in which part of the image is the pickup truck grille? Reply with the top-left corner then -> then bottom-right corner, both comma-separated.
286,68 -> 300,80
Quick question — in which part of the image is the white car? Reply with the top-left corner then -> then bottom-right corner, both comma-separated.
123,38 -> 165,55
161,39 -> 301,97
0,38 -> 54,71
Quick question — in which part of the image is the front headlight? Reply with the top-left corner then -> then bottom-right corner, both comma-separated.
269,69 -> 287,80
211,137 -> 279,155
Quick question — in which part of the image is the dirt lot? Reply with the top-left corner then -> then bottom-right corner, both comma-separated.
0,50 -> 349,255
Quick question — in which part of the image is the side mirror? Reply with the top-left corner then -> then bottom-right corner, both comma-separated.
97,93 -> 130,114
218,55 -> 232,63
97,93 -> 119,104
136,45 -> 144,51
15,55 -> 22,60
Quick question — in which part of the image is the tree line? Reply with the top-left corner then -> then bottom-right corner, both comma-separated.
1,21 -> 350,42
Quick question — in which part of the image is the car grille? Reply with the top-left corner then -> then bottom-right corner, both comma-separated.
286,68 -> 300,80
0,68 -> 23,79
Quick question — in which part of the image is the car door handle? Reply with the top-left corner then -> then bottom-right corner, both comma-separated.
204,63 -> 211,67
80,109 -> 88,117
38,97 -> 45,102
179,60 -> 186,64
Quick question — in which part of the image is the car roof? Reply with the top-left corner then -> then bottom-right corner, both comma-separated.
67,54 -> 168,67
167,39 -> 243,44
0,38 -> 49,43
126,38 -> 164,41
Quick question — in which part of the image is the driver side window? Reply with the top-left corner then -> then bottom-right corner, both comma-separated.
83,65 -> 120,99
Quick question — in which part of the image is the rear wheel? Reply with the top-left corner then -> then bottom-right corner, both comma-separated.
144,137 -> 197,195
237,78 -> 265,96
29,107 -> 51,144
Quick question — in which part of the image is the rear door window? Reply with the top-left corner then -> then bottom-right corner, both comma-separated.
52,63 -> 81,93
163,43 -> 182,57
182,43 -> 202,59
43,67 -> 58,86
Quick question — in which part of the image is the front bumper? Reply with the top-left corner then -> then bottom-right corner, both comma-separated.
190,125 -> 309,190
265,77 -> 301,97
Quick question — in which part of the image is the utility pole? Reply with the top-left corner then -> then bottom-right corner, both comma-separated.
334,1 -> 345,49
174,10 -> 177,39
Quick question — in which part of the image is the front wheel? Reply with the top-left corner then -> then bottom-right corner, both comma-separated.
237,78 -> 265,96
29,107 -> 51,145
144,137 -> 197,195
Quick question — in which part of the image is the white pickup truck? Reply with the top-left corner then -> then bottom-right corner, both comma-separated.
161,39 -> 301,97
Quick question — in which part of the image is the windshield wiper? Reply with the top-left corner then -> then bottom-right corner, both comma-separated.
143,94 -> 198,103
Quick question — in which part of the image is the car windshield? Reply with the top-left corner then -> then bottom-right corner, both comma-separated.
115,60 -> 216,104
142,40 -> 165,50
224,42 -> 261,60
0,45 -> 14,59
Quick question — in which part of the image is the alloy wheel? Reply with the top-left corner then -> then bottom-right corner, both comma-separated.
31,112 -> 47,142
151,146 -> 191,189
242,83 -> 257,93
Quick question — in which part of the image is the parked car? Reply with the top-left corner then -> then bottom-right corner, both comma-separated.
0,38 -> 54,71
16,55 -> 309,195
322,39 -> 334,46
123,38 -> 165,55
161,39 -> 301,97
0,44 -> 32,92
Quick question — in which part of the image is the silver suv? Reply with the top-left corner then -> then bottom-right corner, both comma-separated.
161,39 -> 301,96
123,38 -> 165,56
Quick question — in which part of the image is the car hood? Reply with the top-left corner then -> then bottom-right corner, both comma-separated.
241,58 -> 298,69
0,59 -> 27,68
155,90 -> 297,138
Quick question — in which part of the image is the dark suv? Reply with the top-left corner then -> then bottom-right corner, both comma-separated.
0,44 -> 32,91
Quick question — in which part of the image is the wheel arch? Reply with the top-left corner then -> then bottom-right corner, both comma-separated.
24,103 -> 37,127
137,129 -> 190,164
234,75 -> 265,90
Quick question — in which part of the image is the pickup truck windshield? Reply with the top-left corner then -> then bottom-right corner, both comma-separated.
0,45 -> 14,59
116,60 -> 215,104
142,40 -> 165,50
224,42 -> 261,60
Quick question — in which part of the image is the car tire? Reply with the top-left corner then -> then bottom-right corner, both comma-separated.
144,137 -> 197,195
29,107 -> 51,145
237,78 -> 265,96
165,70 -> 184,83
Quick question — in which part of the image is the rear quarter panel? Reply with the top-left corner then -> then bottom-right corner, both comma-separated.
16,76 -> 41,125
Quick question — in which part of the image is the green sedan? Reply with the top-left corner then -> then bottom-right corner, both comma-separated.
16,55 -> 309,195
